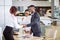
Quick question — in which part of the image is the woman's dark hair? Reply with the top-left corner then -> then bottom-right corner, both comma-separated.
25,9 -> 29,12
10,6 -> 17,15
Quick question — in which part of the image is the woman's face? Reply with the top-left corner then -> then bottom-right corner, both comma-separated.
14,11 -> 17,16
10,6 -> 17,16
25,11 -> 30,16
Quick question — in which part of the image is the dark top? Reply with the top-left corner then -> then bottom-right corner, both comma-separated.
27,12 -> 41,33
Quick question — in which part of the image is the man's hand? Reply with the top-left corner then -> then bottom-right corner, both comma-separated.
22,24 -> 27,28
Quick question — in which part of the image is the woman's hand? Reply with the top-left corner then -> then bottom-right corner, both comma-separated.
22,17 -> 24,21
22,24 -> 27,28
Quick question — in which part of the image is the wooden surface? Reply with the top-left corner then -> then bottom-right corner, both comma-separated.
13,31 -> 43,40
13,25 -> 60,40
13,35 -> 43,40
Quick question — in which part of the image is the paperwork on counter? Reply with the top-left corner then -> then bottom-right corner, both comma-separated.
40,17 -> 52,26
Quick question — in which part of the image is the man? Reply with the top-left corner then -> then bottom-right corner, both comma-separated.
23,5 -> 41,37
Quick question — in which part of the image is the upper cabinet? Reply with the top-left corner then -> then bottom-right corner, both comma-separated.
0,0 -> 4,5
0,6 -> 4,27
0,0 -> 12,5
5,0 -> 12,5
32,0 -> 48,1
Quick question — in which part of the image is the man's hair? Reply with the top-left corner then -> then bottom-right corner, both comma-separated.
28,5 -> 35,8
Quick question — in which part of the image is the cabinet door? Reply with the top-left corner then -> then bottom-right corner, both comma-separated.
5,0 -> 12,5
0,0 -> 4,5
5,6 -> 11,24
0,6 -> 4,27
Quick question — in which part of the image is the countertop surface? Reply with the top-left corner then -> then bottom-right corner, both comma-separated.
13,35 -> 43,40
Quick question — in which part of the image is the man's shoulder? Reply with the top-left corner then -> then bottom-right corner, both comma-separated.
34,12 -> 38,14
34,12 -> 39,16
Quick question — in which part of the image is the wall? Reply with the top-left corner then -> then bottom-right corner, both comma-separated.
12,1 -> 51,12
0,6 -> 4,30
0,0 -> 4,28
0,0 -> 12,31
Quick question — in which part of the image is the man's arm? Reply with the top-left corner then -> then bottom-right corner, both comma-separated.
27,13 -> 40,27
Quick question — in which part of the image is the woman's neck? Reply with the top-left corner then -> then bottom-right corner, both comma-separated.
11,14 -> 16,16
26,16 -> 28,17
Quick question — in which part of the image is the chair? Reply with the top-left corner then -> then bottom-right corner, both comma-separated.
45,28 -> 57,40
55,27 -> 60,40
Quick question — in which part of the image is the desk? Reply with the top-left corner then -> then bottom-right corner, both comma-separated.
13,35 -> 43,40
13,29 -> 43,40
40,17 -> 52,26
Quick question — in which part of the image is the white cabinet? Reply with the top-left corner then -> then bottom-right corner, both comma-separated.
0,0 -> 4,5
5,0 -> 12,5
5,6 -> 11,24
0,0 -> 12,5
5,6 -> 11,13
0,27 -> 2,40
0,6 -> 4,27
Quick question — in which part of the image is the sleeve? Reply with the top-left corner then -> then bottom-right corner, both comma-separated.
13,18 -> 22,29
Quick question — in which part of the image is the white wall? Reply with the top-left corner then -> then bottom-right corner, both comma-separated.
0,0 -> 12,5
13,1 -> 51,12
0,0 -> 4,5
0,0 -> 12,31
4,0 -> 12,30
0,6 -> 4,27
0,0 -> 4,39
0,0 -> 4,27
5,0 -> 12,5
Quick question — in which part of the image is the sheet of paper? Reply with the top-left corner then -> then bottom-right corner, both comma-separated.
40,17 -> 52,26
17,16 -> 31,24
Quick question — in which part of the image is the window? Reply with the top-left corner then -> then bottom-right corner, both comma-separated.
53,6 -> 60,19
16,6 -> 24,12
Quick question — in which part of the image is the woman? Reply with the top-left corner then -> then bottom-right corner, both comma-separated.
22,9 -> 31,25
3,6 -> 21,40
22,9 -> 31,33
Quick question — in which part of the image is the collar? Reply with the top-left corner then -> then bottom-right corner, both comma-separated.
31,11 -> 35,16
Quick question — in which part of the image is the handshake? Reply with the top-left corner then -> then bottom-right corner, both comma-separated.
21,24 -> 27,28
